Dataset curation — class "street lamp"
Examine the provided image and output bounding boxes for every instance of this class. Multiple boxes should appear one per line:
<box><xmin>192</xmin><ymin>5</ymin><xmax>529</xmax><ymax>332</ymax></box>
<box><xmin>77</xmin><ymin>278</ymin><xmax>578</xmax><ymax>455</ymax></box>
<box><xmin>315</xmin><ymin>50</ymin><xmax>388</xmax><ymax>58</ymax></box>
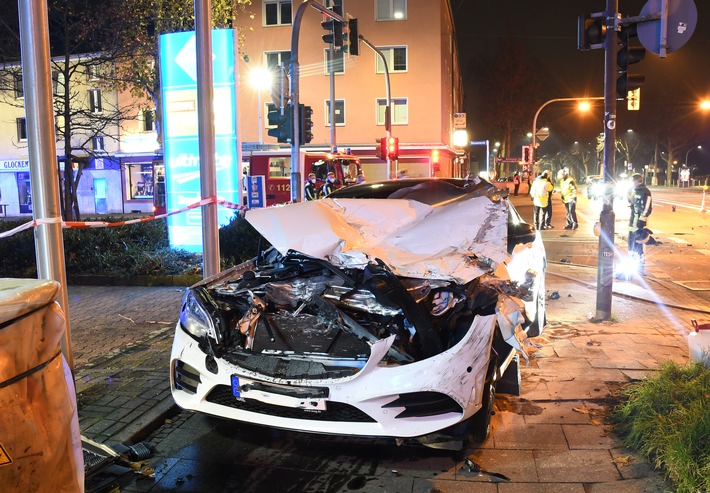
<box><xmin>530</xmin><ymin>97</ymin><xmax>603</xmax><ymax>176</ymax></box>
<box><xmin>686</xmin><ymin>145</ymin><xmax>702</xmax><ymax>166</ymax></box>
<box><xmin>248</xmin><ymin>67</ymin><xmax>273</xmax><ymax>144</ymax></box>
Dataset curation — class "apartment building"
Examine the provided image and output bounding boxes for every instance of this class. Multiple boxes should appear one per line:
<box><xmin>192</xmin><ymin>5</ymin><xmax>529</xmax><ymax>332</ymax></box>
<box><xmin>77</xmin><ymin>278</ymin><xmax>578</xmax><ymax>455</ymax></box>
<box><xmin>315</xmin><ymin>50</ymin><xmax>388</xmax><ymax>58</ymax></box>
<box><xmin>0</xmin><ymin>0</ymin><xmax>463</xmax><ymax>218</ymax></box>
<box><xmin>237</xmin><ymin>0</ymin><xmax>464</xmax><ymax>181</ymax></box>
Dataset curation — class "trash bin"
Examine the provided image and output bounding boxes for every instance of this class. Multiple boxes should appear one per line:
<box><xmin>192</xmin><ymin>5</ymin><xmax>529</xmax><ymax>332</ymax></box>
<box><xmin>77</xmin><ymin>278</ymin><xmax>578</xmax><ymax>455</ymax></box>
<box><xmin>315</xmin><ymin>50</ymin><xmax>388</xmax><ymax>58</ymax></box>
<box><xmin>0</xmin><ymin>279</ymin><xmax>84</xmax><ymax>492</ymax></box>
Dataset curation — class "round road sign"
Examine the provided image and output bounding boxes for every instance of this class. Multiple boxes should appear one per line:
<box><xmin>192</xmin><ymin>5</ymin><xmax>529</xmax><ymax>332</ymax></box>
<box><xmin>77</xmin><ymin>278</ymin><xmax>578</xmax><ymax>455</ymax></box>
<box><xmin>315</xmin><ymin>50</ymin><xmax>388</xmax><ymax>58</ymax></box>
<box><xmin>637</xmin><ymin>0</ymin><xmax>697</xmax><ymax>55</ymax></box>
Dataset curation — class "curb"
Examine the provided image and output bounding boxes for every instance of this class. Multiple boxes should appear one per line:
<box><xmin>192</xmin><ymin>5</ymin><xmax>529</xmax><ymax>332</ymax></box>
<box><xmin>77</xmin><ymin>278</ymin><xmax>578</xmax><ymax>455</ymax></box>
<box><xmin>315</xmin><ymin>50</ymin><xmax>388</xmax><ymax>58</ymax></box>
<box><xmin>68</xmin><ymin>274</ymin><xmax>201</xmax><ymax>287</ymax></box>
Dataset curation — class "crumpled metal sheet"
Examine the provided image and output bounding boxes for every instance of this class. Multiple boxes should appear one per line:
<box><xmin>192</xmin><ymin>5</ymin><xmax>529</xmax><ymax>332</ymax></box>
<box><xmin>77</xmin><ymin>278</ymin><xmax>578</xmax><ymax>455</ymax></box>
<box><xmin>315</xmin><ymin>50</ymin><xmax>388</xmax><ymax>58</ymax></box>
<box><xmin>245</xmin><ymin>194</ymin><xmax>508</xmax><ymax>284</ymax></box>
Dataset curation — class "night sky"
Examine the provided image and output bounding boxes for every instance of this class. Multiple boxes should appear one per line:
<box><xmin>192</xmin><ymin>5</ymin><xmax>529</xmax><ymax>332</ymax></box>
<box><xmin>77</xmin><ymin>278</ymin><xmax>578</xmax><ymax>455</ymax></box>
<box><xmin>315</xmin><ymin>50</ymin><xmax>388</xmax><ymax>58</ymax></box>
<box><xmin>453</xmin><ymin>0</ymin><xmax>710</xmax><ymax>173</ymax></box>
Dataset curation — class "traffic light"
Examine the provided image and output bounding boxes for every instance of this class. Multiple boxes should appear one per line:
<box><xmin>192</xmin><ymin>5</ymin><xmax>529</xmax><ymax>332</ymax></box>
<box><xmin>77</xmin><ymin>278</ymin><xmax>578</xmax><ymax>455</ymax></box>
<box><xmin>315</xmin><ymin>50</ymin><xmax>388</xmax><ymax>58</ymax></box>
<box><xmin>431</xmin><ymin>149</ymin><xmax>440</xmax><ymax>171</ymax></box>
<box><xmin>387</xmin><ymin>136</ymin><xmax>399</xmax><ymax>161</ymax></box>
<box><xmin>522</xmin><ymin>145</ymin><xmax>531</xmax><ymax>164</ymax></box>
<box><xmin>321</xmin><ymin>5</ymin><xmax>343</xmax><ymax>48</ymax></box>
<box><xmin>376</xmin><ymin>137</ymin><xmax>387</xmax><ymax>160</ymax></box>
<box><xmin>577</xmin><ymin>13</ymin><xmax>605</xmax><ymax>51</ymax></box>
<box><xmin>345</xmin><ymin>18</ymin><xmax>359</xmax><ymax>56</ymax></box>
<box><xmin>267</xmin><ymin>105</ymin><xmax>293</xmax><ymax>143</ymax></box>
<box><xmin>299</xmin><ymin>104</ymin><xmax>313</xmax><ymax>145</ymax></box>
<box><xmin>617</xmin><ymin>25</ymin><xmax>646</xmax><ymax>100</ymax></box>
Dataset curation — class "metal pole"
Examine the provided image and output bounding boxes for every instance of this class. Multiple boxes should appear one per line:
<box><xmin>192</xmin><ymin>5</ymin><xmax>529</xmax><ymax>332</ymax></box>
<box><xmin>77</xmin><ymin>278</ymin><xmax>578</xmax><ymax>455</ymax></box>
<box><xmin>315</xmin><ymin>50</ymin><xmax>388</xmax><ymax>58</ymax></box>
<box><xmin>358</xmin><ymin>36</ymin><xmax>393</xmax><ymax>178</ymax></box>
<box><xmin>257</xmin><ymin>88</ymin><xmax>263</xmax><ymax>144</ymax></box>
<box><xmin>18</xmin><ymin>0</ymin><xmax>73</xmax><ymax>370</ymax></box>
<box><xmin>329</xmin><ymin>46</ymin><xmax>336</xmax><ymax>150</ymax></box>
<box><xmin>595</xmin><ymin>0</ymin><xmax>619</xmax><ymax>321</ymax></box>
<box><xmin>289</xmin><ymin>1</ymin><xmax>347</xmax><ymax>201</ymax></box>
<box><xmin>194</xmin><ymin>0</ymin><xmax>220</xmax><ymax>277</ymax></box>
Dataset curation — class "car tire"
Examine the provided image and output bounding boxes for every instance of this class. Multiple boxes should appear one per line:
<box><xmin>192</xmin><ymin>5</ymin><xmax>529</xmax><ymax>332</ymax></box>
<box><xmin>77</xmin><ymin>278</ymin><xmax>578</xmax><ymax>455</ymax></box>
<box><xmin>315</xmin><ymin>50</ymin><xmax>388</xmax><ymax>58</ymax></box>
<box><xmin>471</xmin><ymin>380</ymin><xmax>496</xmax><ymax>444</ymax></box>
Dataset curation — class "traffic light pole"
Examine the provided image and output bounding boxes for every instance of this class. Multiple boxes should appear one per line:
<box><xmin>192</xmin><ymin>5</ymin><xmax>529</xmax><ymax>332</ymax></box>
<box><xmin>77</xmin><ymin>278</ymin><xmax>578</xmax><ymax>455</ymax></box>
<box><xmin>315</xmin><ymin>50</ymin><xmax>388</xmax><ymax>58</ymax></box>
<box><xmin>358</xmin><ymin>36</ymin><xmax>394</xmax><ymax>179</ymax></box>
<box><xmin>290</xmin><ymin>1</ymin><xmax>346</xmax><ymax>202</ymax></box>
<box><xmin>595</xmin><ymin>0</ymin><xmax>619</xmax><ymax>321</ymax></box>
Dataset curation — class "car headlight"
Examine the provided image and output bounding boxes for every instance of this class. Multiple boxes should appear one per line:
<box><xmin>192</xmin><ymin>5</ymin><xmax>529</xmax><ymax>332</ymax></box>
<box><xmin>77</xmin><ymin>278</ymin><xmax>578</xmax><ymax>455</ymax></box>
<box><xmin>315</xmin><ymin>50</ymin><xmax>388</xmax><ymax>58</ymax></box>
<box><xmin>591</xmin><ymin>183</ymin><xmax>603</xmax><ymax>195</ymax></box>
<box><xmin>180</xmin><ymin>290</ymin><xmax>218</xmax><ymax>340</ymax></box>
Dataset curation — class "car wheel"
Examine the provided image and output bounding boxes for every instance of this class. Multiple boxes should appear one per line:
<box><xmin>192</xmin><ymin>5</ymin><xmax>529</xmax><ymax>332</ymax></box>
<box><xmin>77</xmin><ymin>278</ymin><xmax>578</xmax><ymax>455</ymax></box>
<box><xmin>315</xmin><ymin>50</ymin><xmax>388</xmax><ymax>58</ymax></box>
<box><xmin>527</xmin><ymin>278</ymin><xmax>546</xmax><ymax>337</ymax></box>
<box><xmin>471</xmin><ymin>380</ymin><xmax>496</xmax><ymax>444</ymax></box>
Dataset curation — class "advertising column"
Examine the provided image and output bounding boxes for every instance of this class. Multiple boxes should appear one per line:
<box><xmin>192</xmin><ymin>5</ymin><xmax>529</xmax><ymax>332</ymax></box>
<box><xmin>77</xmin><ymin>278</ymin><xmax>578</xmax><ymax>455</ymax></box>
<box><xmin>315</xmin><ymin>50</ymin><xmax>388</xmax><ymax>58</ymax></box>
<box><xmin>159</xmin><ymin>30</ymin><xmax>240</xmax><ymax>252</ymax></box>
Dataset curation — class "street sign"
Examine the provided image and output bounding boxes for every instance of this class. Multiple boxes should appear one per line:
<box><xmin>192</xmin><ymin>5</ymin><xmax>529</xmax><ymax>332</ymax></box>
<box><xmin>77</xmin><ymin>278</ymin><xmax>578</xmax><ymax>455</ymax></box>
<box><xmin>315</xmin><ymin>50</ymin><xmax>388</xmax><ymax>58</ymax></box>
<box><xmin>535</xmin><ymin>128</ymin><xmax>550</xmax><ymax>141</ymax></box>
<box><xmin>470</xmin><ymin>140</ymin><xmax>488</xmax><ymax>146</ymax></box>
<box><xmin>453</xmin><ymin>113</ymin><xmax>466</xmax><ymax>128</ymax></box>
<box><xmin>637</xmin><ymin>0</ymin><xmax>697</xmax><ymax>56</ymax></box>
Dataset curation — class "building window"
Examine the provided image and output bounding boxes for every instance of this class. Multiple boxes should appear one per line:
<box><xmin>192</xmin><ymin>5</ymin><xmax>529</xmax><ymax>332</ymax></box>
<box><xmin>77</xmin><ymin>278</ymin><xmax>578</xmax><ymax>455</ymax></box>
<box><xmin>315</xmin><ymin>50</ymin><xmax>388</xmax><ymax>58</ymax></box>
<box><xmin>89</xmin><ymin>89</ymin><xmax>102</xmax><ymax>113</ymax></box>
<box><xmin>263</xmin><ymin>1</ymin><xmax>292</xmax><ymax>26</ymax></box>
<box><xmin>142</xmin><ymin>109</ymin><xmax>155</xmax><ymax>132</ymax></box>
<box><xmin>324</xmin><ymin>49</ymin><xmax>344</xmax><ymax>75</ymax></box>
<box><xmin>127</xmin><ymin>163</ymin><xmax>154</xmax><ymax>199</ymax></box>
<box><xmin>14</xmin><ymin>74</ymin><xmax>23</xmax><ymax>99</ymax></box>
<box><xmin>376</xmin><ymin>47</ymin><xmax>407</xmax><ymax>73</ymax></box>
<box><xmin>92</xmin><ymin>135</ymin><xmax>105</xmax><ymax>151</ymax></box>
<box><xmin>377</xmin><ymin>98</ymin><xmax>408</xmax><ymax>125</ymax></box>
<box><xmin>268</xmin><ymin>156</ymin><xmax>291</xmax><ymax>178</ymax></box>
<box><xmin>376</xmin><ymin>0</ymin><xmax>406</xmax><ymax>21</ymax></box>
<box><xmin>16</xmin><ymin>117</ymin><xmax>27</xmax><ymax>141</ymax></box>
<box><xmin>87</xmin><ymin>64</ymin><xmax>100</xmax><ymax>81</ymax></box>
<box><xmin>265</xmin><ymin>51</ymin><xmax>291</xmax><ymax>71</ymax></box>
<box><xmin>52</xmin><ymin>71</ymin><xmax>66</xmax><ymax>96</ymax></box>
<box><xmin>325</xmin><ymin>100</ymin><xmax>345</xmax><ymax>127</ymax></box>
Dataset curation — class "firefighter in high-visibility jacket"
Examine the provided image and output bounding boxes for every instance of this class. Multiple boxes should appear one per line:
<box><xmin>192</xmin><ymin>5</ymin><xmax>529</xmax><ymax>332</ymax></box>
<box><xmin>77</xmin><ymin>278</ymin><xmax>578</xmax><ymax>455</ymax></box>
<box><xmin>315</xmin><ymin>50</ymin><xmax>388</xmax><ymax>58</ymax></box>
<box><xmin>304</xmin><ymin>173</ymin><xmax>319</xmax><ymax>201</ymax></box>
<box><xmin>628</xmin><ymin>173</ymin><xmax>652</xmax><ymax>261</ymax></box>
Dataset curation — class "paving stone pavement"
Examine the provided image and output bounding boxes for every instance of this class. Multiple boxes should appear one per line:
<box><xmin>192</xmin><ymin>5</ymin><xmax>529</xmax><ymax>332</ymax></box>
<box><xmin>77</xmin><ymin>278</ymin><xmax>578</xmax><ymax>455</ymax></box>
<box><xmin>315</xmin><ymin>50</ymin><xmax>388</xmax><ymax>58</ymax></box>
<box><xmin>66</xmin><ymin>261</ymin><xmax>710</xmax><ymax>492</ymax></box>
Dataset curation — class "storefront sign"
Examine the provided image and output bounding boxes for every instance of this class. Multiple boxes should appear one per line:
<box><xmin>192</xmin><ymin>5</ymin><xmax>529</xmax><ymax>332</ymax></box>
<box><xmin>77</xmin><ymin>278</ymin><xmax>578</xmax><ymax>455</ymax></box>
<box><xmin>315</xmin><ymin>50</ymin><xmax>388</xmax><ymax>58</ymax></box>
<box><xmin>0</xmin><ymin>160</ymin><xmax>30</xmax><ymax>172</ymax></box>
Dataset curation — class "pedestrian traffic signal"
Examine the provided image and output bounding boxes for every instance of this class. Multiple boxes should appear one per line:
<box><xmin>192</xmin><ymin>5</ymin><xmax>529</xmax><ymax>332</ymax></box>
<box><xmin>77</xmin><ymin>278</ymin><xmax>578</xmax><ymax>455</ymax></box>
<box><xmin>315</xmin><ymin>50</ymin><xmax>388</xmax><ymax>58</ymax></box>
<box><xmin>431</xmin><ymin>149</ymin><xmax>440</xmax><ymax>171</ymax></box>
<box><xmin>617</xmin><ymin>25</ymin><xmax>646</xmax><ymax>100</ymax></box>
<box><xmin>577</xmin><ymin>12</ymin><xmax>605</xmax><ymax>51</ymax></box>
<box><xmin>299</xmin><ymin>104</ymin><xmax>314</xmax><ymax>145</ymax></box>
<box><xmin>267</xmin><ymin>105</ymin><xmax>293</xmax><ymax>143</ymax></box>
<box><xmin>387</xmin><ymin>137</ymin><xmax>399</xmax><ymax>161</ymax></box>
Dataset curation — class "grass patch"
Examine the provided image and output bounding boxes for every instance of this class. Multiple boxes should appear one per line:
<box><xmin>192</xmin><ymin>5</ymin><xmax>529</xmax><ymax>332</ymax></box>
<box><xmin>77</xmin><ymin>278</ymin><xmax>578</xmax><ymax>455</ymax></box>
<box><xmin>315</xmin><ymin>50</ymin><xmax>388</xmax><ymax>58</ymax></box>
<box><xmin>611</xmin><ymin>360</ymin><xmax>710</xmax><ymax>493</ymax></box>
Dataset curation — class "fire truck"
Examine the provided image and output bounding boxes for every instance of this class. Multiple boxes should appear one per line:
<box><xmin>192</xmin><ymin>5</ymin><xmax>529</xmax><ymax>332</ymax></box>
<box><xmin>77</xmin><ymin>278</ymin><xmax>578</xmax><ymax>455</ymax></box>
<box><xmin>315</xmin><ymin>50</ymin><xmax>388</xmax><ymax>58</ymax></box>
<box><xmin>243</xmin><ymin>149</ymin><xmax>363</xmax><ymax>206</ymax></box>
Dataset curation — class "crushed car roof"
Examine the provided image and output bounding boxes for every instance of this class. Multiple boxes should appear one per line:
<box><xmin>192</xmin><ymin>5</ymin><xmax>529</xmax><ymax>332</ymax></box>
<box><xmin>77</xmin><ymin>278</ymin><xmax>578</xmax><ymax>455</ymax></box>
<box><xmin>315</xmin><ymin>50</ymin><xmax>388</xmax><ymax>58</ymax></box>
<box><xmin>245</xmin><ymin>179</ymin><xmax>509</xmax><ymax>284</ymax></box>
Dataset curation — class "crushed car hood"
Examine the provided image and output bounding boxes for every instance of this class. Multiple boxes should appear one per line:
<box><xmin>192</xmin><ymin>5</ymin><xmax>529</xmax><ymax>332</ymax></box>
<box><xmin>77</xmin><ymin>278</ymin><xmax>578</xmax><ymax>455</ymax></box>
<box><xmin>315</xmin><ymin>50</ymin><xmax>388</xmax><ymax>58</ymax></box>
<box><xmin>245</xmin><ymin>194</ymin><xmax>508</xmax><ymax>284</ymax></box>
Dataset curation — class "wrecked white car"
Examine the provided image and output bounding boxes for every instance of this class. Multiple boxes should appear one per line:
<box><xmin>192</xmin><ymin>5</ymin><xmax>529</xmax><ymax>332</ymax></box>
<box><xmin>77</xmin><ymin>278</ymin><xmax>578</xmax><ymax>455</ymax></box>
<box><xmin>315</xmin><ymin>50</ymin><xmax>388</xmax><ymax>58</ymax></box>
<box><xmin>170</xmin><ymin>178</ymin><xmax>546</xmax><ymax>449</ymax></box>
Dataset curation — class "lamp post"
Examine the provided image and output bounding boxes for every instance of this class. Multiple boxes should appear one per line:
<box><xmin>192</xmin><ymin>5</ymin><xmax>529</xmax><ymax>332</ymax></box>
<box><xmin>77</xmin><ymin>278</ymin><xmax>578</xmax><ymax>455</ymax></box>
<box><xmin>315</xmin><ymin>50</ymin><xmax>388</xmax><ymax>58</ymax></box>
<box><xmin>685</xmin><ymin>145</ymin><xmax>701</xmax><ymax>167</ymax></box>
<box><xmin>249</xmin><ymin>68</ymin><xmax>272</xmax><ymax>144</ymax></box>
<box><xmin>531</xmin><ymin>97</ymin><xmax>604</xmax><ymax>176</ymax></box>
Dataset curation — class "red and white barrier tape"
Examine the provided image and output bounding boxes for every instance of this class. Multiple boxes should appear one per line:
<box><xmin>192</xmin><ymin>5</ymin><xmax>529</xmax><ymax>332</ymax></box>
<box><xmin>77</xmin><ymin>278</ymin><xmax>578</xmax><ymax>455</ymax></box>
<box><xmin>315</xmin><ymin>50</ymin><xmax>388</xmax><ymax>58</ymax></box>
<box><xmin>0</xmin><ymin>196</ymin><xmax>249</xmax><ymax>239</ymax></box>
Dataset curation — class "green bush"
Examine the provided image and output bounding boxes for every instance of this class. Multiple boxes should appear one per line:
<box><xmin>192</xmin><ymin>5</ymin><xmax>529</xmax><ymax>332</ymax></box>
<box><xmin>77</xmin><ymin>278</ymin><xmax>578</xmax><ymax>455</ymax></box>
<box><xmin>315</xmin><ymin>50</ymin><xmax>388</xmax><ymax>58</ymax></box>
<box><xmin>218</xmin><ymin>212</ymin><xmax>271</xmax><ymax>267</ymax></box>
<box><xmin>611</xmin><ymin>360</ymin><xmax>710</xmax><ymax>493</ymax></box>
<box><xmin>0</xmin><ymin>213</ymin><xmax>268</xmax><ymax>279</ymax></box>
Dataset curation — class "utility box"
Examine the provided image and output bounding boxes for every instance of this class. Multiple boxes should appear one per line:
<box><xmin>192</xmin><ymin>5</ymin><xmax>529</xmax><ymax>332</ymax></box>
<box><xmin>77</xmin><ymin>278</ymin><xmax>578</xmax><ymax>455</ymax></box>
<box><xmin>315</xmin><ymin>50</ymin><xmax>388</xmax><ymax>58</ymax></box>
<box><xmin>0</xmin><ymin>279</ymin><xmax>83</xmax><ymax>492</ymax></box>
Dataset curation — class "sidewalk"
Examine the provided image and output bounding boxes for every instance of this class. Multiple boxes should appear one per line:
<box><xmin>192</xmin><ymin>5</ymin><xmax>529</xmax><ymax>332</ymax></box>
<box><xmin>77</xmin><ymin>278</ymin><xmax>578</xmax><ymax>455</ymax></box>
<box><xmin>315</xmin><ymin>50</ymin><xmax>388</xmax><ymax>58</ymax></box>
<box><xmin>69</xmin><ymin>262</ymin><xmax>710</xmax><ymax>491</ymax></box>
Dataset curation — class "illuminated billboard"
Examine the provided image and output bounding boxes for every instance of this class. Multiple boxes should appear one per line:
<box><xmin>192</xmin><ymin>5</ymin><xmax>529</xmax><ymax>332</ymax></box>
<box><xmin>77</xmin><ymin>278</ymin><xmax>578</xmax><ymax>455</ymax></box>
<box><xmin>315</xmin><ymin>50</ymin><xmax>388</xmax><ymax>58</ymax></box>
<box><xmin>159</xmin><ymin>29</ymin><xmax>239</xmax><ymax>252</ymax></box>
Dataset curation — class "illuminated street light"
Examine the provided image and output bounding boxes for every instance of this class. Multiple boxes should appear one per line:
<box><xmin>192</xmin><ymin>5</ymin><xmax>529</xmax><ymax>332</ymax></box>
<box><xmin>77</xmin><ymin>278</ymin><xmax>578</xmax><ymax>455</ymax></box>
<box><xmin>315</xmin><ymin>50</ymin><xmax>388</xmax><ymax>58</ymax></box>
<box><xmin>700</xmin><ymin>100</ymin><xmax>710</xmax><ymax>111</ymax></box>
<box><xmin>249</xmin><ymin>67</ymin><xmax>273</xmax><ymax>143</ymax></box>
<box><xmin>531</xmin><ymin>97</ymin><xmax>603</xmax><ymax>175</ymax></box>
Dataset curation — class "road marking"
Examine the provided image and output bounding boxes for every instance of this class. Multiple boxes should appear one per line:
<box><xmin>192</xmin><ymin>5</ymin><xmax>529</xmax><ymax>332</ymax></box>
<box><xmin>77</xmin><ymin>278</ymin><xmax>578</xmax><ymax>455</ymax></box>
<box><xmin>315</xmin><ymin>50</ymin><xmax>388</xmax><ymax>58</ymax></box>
<box><xmin>668</xmin><ymin>237</ymin><xmax>690</xmax><ymax>245</ymax></box>
<box><xmin>696</xmin><ymin>249</ymin><xmax>710</xmax><ymax>256</ymax></box>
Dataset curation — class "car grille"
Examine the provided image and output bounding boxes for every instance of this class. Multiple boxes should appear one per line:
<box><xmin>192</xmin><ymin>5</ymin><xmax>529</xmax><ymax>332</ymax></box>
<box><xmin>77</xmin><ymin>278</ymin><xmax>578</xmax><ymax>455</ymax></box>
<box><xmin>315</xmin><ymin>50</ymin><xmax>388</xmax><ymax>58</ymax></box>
<box><xmin>382</xmin><ymin>392</ymin><xmax>462</xmax><ymax>418</ymax></box>
<box><xmin>205</xmin><ymin>385</ymin><xmax>377</xmax><ymax>423</ymax></box>
<box><xmin>174</xmin><ymin>360</ymin><xmax>201</xmax><ymax>394</ymax></box>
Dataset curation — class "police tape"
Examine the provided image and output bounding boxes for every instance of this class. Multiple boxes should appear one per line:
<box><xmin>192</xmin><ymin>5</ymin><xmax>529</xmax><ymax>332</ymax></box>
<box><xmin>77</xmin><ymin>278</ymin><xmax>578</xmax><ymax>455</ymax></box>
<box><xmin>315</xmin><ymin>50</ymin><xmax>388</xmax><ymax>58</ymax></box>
<box><xmin>0</xmin><ymin>197</ymin><xmax>248</xmax><ymax>239</ymax></box>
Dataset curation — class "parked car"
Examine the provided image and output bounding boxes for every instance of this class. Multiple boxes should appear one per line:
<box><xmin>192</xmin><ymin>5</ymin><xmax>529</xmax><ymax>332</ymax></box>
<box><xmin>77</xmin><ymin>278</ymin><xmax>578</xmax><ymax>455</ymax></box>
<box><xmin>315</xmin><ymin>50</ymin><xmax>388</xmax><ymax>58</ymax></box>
<box><xmin>170</xmin><ymin>177</ymin><xmax>547</xmax><ymax>449</ymax></box>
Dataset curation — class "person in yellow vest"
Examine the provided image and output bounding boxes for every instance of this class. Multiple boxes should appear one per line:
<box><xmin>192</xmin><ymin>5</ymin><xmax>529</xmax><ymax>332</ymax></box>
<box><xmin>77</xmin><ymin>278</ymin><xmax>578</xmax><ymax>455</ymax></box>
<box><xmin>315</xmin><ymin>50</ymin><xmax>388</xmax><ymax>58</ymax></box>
<box><xmin>530</xmin><ymin>170</ymin><xmax>553</xmax><ymax>230</ymax></box>
<box><xmin>560</xmin><ymin>168</ymin><xmax>578</xmax><ymax>230</ymax></box>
